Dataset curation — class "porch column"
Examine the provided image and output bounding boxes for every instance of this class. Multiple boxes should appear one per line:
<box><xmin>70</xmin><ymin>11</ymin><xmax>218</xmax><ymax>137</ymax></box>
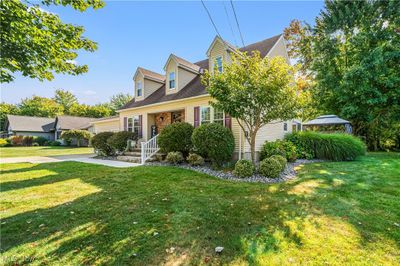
<box><xmin>142</xmin><ymin>112</ymin><xmax>149</xmax><ymax>141</ymax></box>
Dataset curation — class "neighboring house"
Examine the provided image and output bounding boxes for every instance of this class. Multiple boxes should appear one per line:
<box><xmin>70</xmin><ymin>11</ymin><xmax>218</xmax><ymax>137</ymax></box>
<box><xmin>4</xmin><ymin>114</ymin><xmax>96</xmax><ymax>145</ymax></box>
<box><xmin>92</xmin><ymin>34</ymin><xmax>297</xmax><ymax>160</ymax></box>
<box><xmin>4</xmin><ymin>115</ymin><xmax>55</xmax><ymax>140</ymax></box>
<box><xmin>54</xmin><ymin>115</ymin><xmax>96</xmax><ymax>145</ymax></box>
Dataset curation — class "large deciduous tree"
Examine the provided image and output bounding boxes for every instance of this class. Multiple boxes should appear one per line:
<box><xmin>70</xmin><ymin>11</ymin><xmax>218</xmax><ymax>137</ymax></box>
<box><xmin>203</xmin><ymin>52</ymin><xmax>298</xmax><ymax>163</ymax></box>
<box><xmin>0</xmin><ymin>102</ymin><xmax>19</xmax><ymax>131</ymax></box>
<box><xmin>19</xmin><ymin>96</ymin><xmax>64</xmax><ymax>117</ymax></box>
<box><xmin>285</xmin><ymin>0</ymin><xmax>400</xmax><ymax>150</ymax></box>
<box><xmin>0</xmin><ymin>0</ymin><xmax>104</xmax><ymax>83</ymax></box>
<box><xmin>54</xmin><ymin>89</ymin><xmax>78</xmax><ymax>111</ymax></box>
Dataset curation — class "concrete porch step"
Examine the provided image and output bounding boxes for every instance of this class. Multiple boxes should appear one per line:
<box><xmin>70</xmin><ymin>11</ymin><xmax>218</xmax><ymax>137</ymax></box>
<box><xmin>124</xmin><ymin>151</ymin><xmax>141</xmax><ymax>156</ymax></box>
<box><xmin>116</xmin><ymin>155</ymin><xmax>141</xmax><ymax>164</ymax></box>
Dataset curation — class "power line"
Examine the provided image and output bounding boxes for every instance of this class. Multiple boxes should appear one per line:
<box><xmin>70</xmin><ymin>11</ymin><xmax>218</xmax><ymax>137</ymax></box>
<box><xmin>222</xmin><ymin>1</ymin><xmax>238</xmax><ymax>47</ymax></box>
<box><xmin>200</xmin><ymin>0</ymin><xmax>222</xmax><ymax>39</ymax></box>
<box><xmin>230</xmin><ymin>0</ymin><xmax>245</xmax><ymax>46</ymax></box>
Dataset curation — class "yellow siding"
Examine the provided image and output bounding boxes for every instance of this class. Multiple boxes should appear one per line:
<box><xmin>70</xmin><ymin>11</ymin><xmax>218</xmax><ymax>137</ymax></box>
<box><xmin>144</xmin><ymin>79</ymin><xmax>163</xmax><ymax>98</ymax></box>
<box><xmin>178</xmin><ymin>67</ymin><xmax>197</xmax><ymax>90</ymax></box>
<box><xmin>266</xmin><ymin>36</ymin><xmax>290</xmax><ymax>63</ymax></box>
<box><xmin>208</xmin><ymin>39</ymin><xmax>230</xmax><ymax>72</ymax></box>
<box><xmin>93</xmin><ymin>119</ymin><xmax>120</xmax><ymax>134</ymax></box>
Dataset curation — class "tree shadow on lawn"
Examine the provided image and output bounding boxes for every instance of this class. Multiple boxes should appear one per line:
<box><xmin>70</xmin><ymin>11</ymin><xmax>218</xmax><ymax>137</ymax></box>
<box><xmin>1</xmin><ymin>153</ymin><xmax>399</xmax><ymax>265</ymax></box>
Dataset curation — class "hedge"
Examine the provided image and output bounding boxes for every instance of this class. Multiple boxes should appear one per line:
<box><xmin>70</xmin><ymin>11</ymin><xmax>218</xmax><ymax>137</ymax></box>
<box><xmin>91</xmin><ymin>132</ymin><xmax>115</xmax><ymax>156</ymax></box>
<box><xmin>260</xmin><ymin>140</ymin><xmax>297</xmax><ymax>162</ymax></box>
<box><xmin>285</xmin><ymin>132</ymin><xmax>366</xmax><ymax>161</ymax></box>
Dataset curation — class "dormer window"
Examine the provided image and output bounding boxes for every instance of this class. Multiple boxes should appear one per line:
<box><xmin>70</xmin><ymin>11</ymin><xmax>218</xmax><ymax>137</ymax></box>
<box><xmin>136</xmin><ymin>81</ymin><xmax>142</xmax><ymax>97</ymax></box>
<box><xmin>169</xmin><ymin>72</ymin><xmax>175</xmax><ymax>89</ymax></box>
<box><xmin>216</xmin><ymin>56</ymin><xmax>223</xmax><ymax>73</ymax></box>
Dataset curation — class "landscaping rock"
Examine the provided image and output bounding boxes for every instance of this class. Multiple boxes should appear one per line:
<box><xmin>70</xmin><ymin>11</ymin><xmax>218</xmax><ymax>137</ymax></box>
<box><xmin>215</xmin><ymin>246</ymin><xmax>224</xmax><ymax>253</ymax></box>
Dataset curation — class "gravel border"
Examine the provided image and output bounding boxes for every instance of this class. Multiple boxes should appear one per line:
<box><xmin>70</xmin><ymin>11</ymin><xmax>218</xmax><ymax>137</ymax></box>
<box><xmin>147</xmin><ymin>159</ymin><xmax>324</xmax><ymax>184</ymax></box>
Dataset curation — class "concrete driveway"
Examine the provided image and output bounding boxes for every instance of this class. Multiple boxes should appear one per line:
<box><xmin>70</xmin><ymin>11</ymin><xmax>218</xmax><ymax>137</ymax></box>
<box><xmin>0</xmin><ymin>154</ymin><xmax>140</xmax><ymax>168</ymax></box>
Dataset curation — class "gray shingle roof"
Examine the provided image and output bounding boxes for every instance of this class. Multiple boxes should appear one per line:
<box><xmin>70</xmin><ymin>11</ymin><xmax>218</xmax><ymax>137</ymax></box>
<box><xmin>55</xmin><ymin>115</ymin><xmax>97</xmax><ymax>130</ymax></box>
<box><xmin>6</xmin><ymin>115</ymin><xmax>55</xmax><ymax>132</ymax></box>
<box><xmin>303</xmin><ymin>115</ymin><xmax>351</xmax><ymax>126</ymax></box>
<box><xmin>137</xmin><ymin>67</ymin><xmax>165</xmax><ymax>83</ymax></box>
<box><xmin>120</xmin><ymin>34</ymin><xmax>281</xmax><ymax>110</ymax></box>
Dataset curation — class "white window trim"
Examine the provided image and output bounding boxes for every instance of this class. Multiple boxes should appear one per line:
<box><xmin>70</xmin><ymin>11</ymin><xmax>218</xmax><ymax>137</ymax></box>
<box><xmin>200</xmin><ymin>106</ymin><xmax>225</xmax><ymax>125</ymax></box>
<box><xmin>215</xmin><ymin>56</ymin><xmax>223</xmax><ymax>73</ymax></box>
<box><xmin>136</xmin><ymin>81</ymin><xmax>142</xmax><ymax>97</ymax></box>
<box><xmin>169</xmin><ymin>72</ymin><xmax>175</xmax><ymax>90</ymax></box>
<box><xmin>129</xmin><ymin>116</ymin><xmax>140</xmax><ymax>134</ymax></box>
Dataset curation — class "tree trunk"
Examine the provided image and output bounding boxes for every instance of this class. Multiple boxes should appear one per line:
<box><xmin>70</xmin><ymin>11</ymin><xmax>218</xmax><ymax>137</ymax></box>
<box><xmin>250</xmin><ymin>133</ymin><xmax>257</xmax><ymax>164</ymax></box>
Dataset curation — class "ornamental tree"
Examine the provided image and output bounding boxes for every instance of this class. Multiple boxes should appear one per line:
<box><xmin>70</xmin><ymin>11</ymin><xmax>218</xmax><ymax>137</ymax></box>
<box><xmin>0</xmin><ymin>0</ymin><xmax>104</xmax><ymax>83</ymax></box>
<box><xmin>203</xmin><ymin>52</ymin><xmax>299</xmax><ymax>163</ymax></box>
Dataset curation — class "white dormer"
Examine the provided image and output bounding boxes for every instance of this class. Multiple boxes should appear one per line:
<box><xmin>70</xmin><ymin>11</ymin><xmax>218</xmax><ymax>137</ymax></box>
<box><xmin>163</xmin><ymin>54</ymin><xmax>200</xmax><ymax>95</ymax></box>
<box><xmin>133</xmin><ymin>67</ymin><xmax>165</xmax><ymax>101</ymax></box>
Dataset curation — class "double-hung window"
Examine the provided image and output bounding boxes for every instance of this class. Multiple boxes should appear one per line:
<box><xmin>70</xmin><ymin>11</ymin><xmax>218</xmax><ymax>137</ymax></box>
<box><xmin>128</xmin><ymin>116</ymin><xmax>140</xmax><ymax>135</ymax></box>
<box><xmin>200</xmin><ymin>106</ymin><xmax>224</xmax><ymax>125</ymax></box>
<box><xmin>169</xmin><ymin>72</ymin><xmax>175</xmax><ymax>89</ymax></box>
<box><xmin>136</xmin><ymin>81</ymin><xmax>142</xmax><ymax>97</ymax></box>
<box><xmin>215</xmin><ymin>56</ymin><xmax>223</xmax><ymax>73</ymax></box>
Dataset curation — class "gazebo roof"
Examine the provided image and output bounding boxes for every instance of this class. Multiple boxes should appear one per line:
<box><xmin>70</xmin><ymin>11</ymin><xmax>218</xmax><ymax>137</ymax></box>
<box><xmin>303</xmin><ymin>115</ymin><xmax>350</xmax><ymax>126</ymax></box>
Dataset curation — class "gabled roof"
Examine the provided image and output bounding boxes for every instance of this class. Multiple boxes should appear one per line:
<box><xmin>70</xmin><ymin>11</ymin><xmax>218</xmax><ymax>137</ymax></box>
<box><xmin>163</xmin><ymin>54</ymin><xmax>201</xmax><ymax>74</ymax></box>
<box><xmin>55</xmin><ymin>115</ymin><xmax>97</xmax><ymax>130</ymax></box>
<box><xmin>303</xmin><ymin>115</ymin><xmax>351</xmax><ymax>126</ymax></box>
<box><xmin>134</xmin><ymin>67</ymin><xmax>165</xmax><ymax>83</ymax></box>
<box><xmin>5</xmin><ymin>115</ymin><xmax>55</xmax><ymax>132</ymax></box>
<box><xmin>206</xmin><ymin>35</ymin><xmax>238</xmax><ymax>57</ymax></box>
<box><xmin>120</xmin><ymin>34</ymin><xmax>283</xmax><ymax>111</ymax></box>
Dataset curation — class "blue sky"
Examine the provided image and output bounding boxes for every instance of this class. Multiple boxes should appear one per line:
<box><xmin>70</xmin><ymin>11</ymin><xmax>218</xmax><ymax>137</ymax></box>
<box><xmin>1</xmin><ymin>1</ymin><xmax>324</xmax><ymax>104</ymax></box>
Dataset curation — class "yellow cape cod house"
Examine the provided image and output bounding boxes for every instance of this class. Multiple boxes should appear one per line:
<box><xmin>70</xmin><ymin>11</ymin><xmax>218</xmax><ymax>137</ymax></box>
<box><xmin>91</xmin><ymin>34</ymin><xmax>299</xmax><ymax>161</ymax></box>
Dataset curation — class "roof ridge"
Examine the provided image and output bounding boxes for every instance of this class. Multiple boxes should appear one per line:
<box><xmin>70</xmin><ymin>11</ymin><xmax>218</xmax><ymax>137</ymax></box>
<box><xmin>7</xmin><ymin>114</ymin><xmax>54</xmax><ymax>119</ymax></box>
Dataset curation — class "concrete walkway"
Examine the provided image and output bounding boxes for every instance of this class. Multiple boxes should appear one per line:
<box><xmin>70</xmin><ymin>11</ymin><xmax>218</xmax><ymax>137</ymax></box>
<box><xmin>0</xmin><ymin>154</ymin><xmax>140</xmax><ymax>168</ymax></box>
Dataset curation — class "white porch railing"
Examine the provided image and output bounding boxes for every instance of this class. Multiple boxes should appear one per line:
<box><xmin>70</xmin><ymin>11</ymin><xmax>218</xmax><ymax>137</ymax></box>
<box><xmin>140</xmin><ymin>134</ymin><xmax>159</xmax><ymax>164</ymax></box>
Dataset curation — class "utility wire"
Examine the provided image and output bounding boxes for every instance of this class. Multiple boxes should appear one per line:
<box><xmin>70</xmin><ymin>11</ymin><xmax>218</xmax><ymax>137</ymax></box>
<box><xmin>200</xmin><ymin>0</ymin><xmax>222</xmax><ymax>39</ymax></box>
<box><xmin>230</xmin><ymin>0</ymin><xmax>245</xmax><ymax>46</ymax></box>
<box><xmin>222</xmin><ymin>1</ymin><xmax>238</xmax><ymax>47</ymax></box>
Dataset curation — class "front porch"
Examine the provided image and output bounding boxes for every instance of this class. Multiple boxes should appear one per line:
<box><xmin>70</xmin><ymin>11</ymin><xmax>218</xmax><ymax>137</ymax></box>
<box><xmin>145</xmin><ymin>109</ymin><xmax>185</xmax><ymax>139</ymax></box>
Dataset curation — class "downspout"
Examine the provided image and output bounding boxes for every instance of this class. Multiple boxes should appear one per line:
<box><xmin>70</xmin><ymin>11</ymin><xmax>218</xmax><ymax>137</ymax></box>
<box><xmin>238</xmin><ymin>121</ymin><xmax>242</xmax><ymax>160</ymax></box>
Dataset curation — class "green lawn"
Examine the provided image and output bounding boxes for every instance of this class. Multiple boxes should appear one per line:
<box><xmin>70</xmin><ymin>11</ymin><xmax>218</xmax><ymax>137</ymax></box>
<box><xmin>0</xmin><ymin>146</ymin><xmax>94</xmax><ymax>158</ymax></box>
<box><xmin>1</xmin><ymin>153</ymin><xmax>399</xmax><ymax>265</ymax></box>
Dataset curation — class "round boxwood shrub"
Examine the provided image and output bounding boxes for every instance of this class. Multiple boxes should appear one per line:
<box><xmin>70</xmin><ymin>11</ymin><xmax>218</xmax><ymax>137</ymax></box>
<box><xmin>269</xmin><ymin>155</ymin><xmax>287</xmax><ymax>171</ymax></box>
<box><xmin>166</xmin><ymin>151</ymin><xmax>184</xmax><ymax>164</ymax></box>
<box><xmin>192</xmin><ymin>123</ymin><xmax>235</xmax><ymax>167</ymax></box>
<box><xmin>107</xmin><ymin>131</ymin><xmax>138</xmax><ymax>153</ymax></box>
<box><xmin>260</xmin><ymin>140</ymin><xmax>297</xmax><ymax>162</ymax></box>
<box><xmin>259</xmin><ymin>157</ymin><xmax>282</xmax><ymax>178</ymax></box>
<box><xmin>187</xmin><ymin>153</ymin><xmax>205</xmax><ymax>166</ymax></box>
<box><xmin>35</xmin><ymin>136</ymin><xmax>48</xmax><ymax>146</ymax></box>
<box><xmin>233</xmin><ymin>159</ymin><xmax>255</xmax><ymax>178</ymax></box>
<box><xmin>158</xmin><ymin>122</ymin><xmax>194</xmax><ymax>155</ymax></box>
<box><xmin>91</xmin><ymin>132</ymin><xmax>115</xmax><ymax>156</ymax></box>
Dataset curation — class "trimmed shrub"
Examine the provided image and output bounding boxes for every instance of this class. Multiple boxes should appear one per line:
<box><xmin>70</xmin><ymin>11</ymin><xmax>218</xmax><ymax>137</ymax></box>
<box><xmin>61</xmin><ymin>129</ymin><xmax>92</xmax><ymax>147</ymax></box>
<box><xmin>166</xmin><ymin>151</ymin><xmax>184</xmax><ymax>164</ymax></box>
<box><xmin>32</xmin><ymin>142</ymin><xmax>39</xmax><ymax>146</ymax></box>
<box><xmin>91</xmin><ymin>132</ymin><xmax>115</xmax><ymax>156</ymax></box>
<box><xmin>192</xmin><ymin>123</ymin><xmax>235</xmax><ymax>167</ymax></box>
<box><xmin>233</xmin><ymin>160</ymin><xmax>255</xmax><ymax>178</ymax></box>
<box><xmin>285</xmin><ymin>132</ymin><xmax>366</xmax><ymax>161</ymax></box>
<box><xmin>269</xmin><ymin>155</ymin><xmax>287</xmax><ymax>171</ymax></box>
<box><xmin>48</xmin><ymin>140</ymin><xmax>61</xmax><ymax>146</ymax></box>
<box><xmin>10</xmin><ymin>136</ymin><xmax>24</xmax><ymax>146</ymax></box>
<box><xmin>22</xmin><ymin>136</ymin><xmax>34</xmax><ymax>146</ymax></box>
<box><xmin>158</xmin><ymin>122</ymin><xmax>194</xmax><ymax>155</ymax></box>
<box><xmin>259</xmin><ymin>157</ymin><xmax>282</xmax><ymax>178</ymax></box>
<box><xmin>187</xmin><ymin>153</ymin><xmax>205</xmax><ymax>166</ymax></box>
<box><xmin>35</xmin><ymin>136</ymin><xmax>48</xmax><ymax>146</ymax></box>
<box><xmin>260</xmin><ymin>140</ymin><xmax>297</xmax><ymax>162</ymax></box>
<box><xmin>107</xmin><ymin>131</ymin><xmax>138</xmax><ymax>153</ymax></box>
<box><xmin>0</xmin><ymin>138</ymin><xmax>8</xmax><ymax>147</ymax></box>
